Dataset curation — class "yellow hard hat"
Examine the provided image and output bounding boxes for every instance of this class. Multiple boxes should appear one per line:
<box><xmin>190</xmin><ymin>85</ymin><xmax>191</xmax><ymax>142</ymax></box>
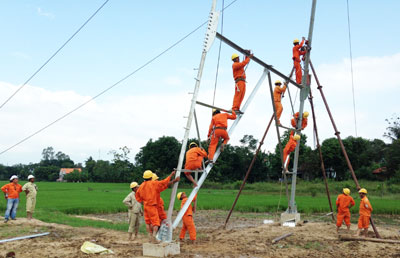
<box><xmin>177</xmin><ymin>192</ymin><xmax>184</xmax><ymax>200</ymax></box>
<box><xmin>358</xmin><ymin>188</ymin><xmax>367</xmax><ymax>194</ymax></box>
<box><xmin>152</xmin><ymin>173</ymin><xmax>159</xmax><ymax>181</ymax></box>
<box><xmin>303</xmin><ymin>111</ymin><xmax>309</xmax><ymax>118</ymax></box>
<box><xmin>231</xmin><ymin>53</ymin><xmax>239</xmax><ymax>60</ymax></box>
<box><xmin>143</xmin><ymin>170</ymin><xmax>153</xmax><ymax>179</ymax></box>
<box><xmin>275</xmin><ymin>80</ymin><xmax>282</xmax><ymax>85</ymax></box>
<box><xmin>130</xmin><ymin>182</ymin><xmax>138</xmax><ymax>189</ymax></box>
<box><xmin>189</xmin><ymin>142</ymin><xmax>198</xmax><ymax>148</ymax></box>
<box><xmin>293</xmin><ymin>39</ymin><xmax>300</xmax><ymax>44</ymax></box>
<box><xmin>343</xmin><ymin>188</ymin><xmax>350</xmax><ymax>195</ymax></box>
<box><xmin>293</xmin><ymin>134</ymin><xmax>301</xmax><ymax>141</ymax></box>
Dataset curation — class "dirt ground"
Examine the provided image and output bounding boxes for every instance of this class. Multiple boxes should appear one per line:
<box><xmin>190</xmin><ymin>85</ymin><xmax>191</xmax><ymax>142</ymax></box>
<box><xmin>1</xmin><ymin>211</ymin><xmax>400</xmax><ymax>258</ymax></box>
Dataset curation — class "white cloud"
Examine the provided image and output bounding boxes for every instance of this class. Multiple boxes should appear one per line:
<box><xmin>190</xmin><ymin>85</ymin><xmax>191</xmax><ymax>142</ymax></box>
<box><xmin>10</xmin><ymin>51</ymin><xmax>31</xmax><ymax>60</ymax></box>
<box><xmin>0</xmin><ymin>52</ymin><xmax>398</xmax><ymax>165</ymax></box>
<box><xmin>164</xmin><ymin>76</ymin><xmax>182</xmax><ymax>86</ymax></box>
<box><xmin>37</xmin><ymin>7</ymin><xmax>55</xmax><ymax>19</ymax></box>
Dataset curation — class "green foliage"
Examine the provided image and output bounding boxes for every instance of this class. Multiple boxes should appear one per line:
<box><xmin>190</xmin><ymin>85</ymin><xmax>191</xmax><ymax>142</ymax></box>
<box><xmin>384</xmin><ymin>114</ymin><xmax>400</xmax><ymax>142</ymax></box>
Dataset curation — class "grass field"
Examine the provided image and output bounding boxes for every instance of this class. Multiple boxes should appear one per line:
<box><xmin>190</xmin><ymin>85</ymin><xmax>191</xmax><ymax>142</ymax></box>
<box><xmin>0</xmin><ymin>180</ymin><xmax>399</xmax><ymax>232</ymax></box>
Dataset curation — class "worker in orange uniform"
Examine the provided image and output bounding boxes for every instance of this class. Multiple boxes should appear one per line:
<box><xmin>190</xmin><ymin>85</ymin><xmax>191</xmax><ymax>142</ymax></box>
<box><xmin>336</xmin><ymin>188</ymin><xmax>355</xmax><ymax>233</ymax></box>
<box><xmin>231</xmin><ymin>52</ymin><xmax>253</xmax><ymax>114</ymax></box>
<box><xmin>184</xmin><ymin>142</ymin><xmax>207</xmax><ymax>187</ymax></box>
<box><xmin>151</xmin><ymin>173</ymin><xmax>168</xmax><ymax>223</ymax></box>
<box><xmin>282</xmin><ymin>131</ymin><xmax>301</xmax><ymax>170</ymax></box>
<box><xmin>355</xmin><ymin>188</ymin><xmax>373</xmax><ymax>237</ymax></box>
<box><xmin>177</xmin><ymin>192</ymin><xmax>197</xmax><ymax>244</ymax></box>
<box><xmin>273</xmin><ymin>80</ymin><xmax>287</xmax><ymax>125</ymax></box>
<box><xmin>207</xmin><ymin>109</ymin><xmax>237</xmax><ymax>162</ymax></box>
<box><xmin>293</xmin><ymin>37</ymin><xmax>306</xmax><ymax>84</ymax></box>
<box><xmin>135</xmin><ymin>170</ymin><xmax>180</xmax><ymax>241</ymax></box>
<box><xmin>1</xmin><ymin>175</ymin><xmax>23</xmax><ymax>223</ymax></box>
<box><xmin>291</xmin><ymin>111</ymin><xmax>309</xmax><ymax>130</ymax></box>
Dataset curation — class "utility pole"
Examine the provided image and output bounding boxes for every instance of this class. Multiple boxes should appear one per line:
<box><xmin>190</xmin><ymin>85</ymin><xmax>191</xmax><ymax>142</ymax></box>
<box><xmin>282</xmin><ymin>0</ymin><xmax>317</xmax><ymax>223</ymax></box>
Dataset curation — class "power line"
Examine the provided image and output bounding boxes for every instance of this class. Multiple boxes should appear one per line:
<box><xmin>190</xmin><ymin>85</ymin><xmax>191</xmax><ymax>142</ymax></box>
<box><xmin>0</xmin><ymin>0</ymin><xmax>240</xmax><ymax>156</ymax></box>
<box><xmin>0</xmin><ymin>0</ymin><xmax>110</xmax><ymax>110</ymax></box>
<box><xmin>346</xmin><ymin>0</ymin><xmax>358</xmax><ymax>136</ymax></box>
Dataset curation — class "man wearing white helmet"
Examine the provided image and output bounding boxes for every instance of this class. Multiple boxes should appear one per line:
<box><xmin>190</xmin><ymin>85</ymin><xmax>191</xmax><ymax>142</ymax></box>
<box><xmin>22</xmin><ymin>175</ymin><xmax>38</xmax><ymax>220</ymax></box>
<box><xmin>1</xmin><ymin>175</ymin><xmax>22</xmax><ymax>223</ymax></box>
<box><xmin>123</xmin><ymin>182</ymin><xmax>142</xmax><ymax>240</ymax></box>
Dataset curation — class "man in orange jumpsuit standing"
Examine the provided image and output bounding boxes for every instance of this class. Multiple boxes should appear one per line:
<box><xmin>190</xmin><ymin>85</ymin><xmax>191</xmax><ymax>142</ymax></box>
<box><xmin>184</xmin><ymin>142</ymin><xmax>207</xmax><ymax>187</ymax></box>
<box><xmin>291</xmin><ymin>111</ymin><xmax>309</xmax><ymax>130</ymax></box>
<box><xmin>282</xmin><ymin>131</ymin><xmax>301</xmax><ymax>170</ymax></box>
<box><xmin>135</xmin><ymin>170</ymin><xmax>180</xmax><ymax>241</ymax></box>
<box><xmin>336</xmin><ymin>188</ymin><xmax>355</xmax><ymax>233</ymax></box>
<box><xmin>1</xmin><ymin>175</ymin><xmax>23</xmax><ymax>223</ymax></box>
<box><xmin>355</xmin><ymin>188</ymin><xmax>373</xmax><ymax>237</ymax></box>
<box><xmin>273</xmin><ymin>80</ymin><xmax>287</xmax><ymax>125</ymax></box>
<box><xmin>207</xmin><ymin>109</ymin><xmax>237</xmax><ymax>162</ymax></box>
<box><xmin>293</xmin><ymin>37</ymin><xmax>306</xmax><ymax>84</ymax></box>
<box><xmin>231</xmin><ymin>52</ymin><xmax>253</xmax><ymax>114</ymax></box>
<box><xmin>177</xmin><ymin>192</ymin><xmax>197</xmax><ymax>244</ymax></box>
<box><xmin>151</xmin><ymin>173</ymin><xmax>168</xmax><ymax>223</ymax></box>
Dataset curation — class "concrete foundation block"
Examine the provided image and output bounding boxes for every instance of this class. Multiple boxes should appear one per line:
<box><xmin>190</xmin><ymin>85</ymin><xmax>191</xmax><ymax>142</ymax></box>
<box><xmin>143</xmin><ymin>242</ymin><xmax>180</xmax><ymax>257</ymax></box>
<box><xmin>280</xmin><ymin>212</ymin><xmax>301</xmax><ymax>225</ymax></box>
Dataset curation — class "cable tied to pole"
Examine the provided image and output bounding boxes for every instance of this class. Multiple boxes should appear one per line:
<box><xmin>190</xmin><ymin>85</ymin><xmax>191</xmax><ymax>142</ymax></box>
<box><xmin>346</xmin><ymin>0</ymin><xmax>358</xmax><ymax>136</ymax></box>
<box><xmin>212</xmin><ymin>0</ymin><xmax>224</xmax><ymax>105</ymax></box>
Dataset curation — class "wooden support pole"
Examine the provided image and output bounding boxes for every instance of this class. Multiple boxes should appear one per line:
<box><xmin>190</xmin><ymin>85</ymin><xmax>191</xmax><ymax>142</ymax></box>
<box><xmin>339</xmin><ymin>235</ymin><xmax>400</xmax><ymax>244</ymax></box>
<box><xmin>272</xmin><ymin>233</ymin><xmax>294</xmax><ymax>244</ymax></box>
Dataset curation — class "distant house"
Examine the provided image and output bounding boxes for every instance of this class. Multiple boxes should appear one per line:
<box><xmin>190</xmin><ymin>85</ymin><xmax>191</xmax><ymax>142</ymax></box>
<box><xmin>373</xmin><ymin>167</ymin><xmax>388</xmax><ymax>180</ymax></box>
<box><xmin>57</xmin><ymin>168</ymin><xmax>82</xmax><ymax>182</ymax></box>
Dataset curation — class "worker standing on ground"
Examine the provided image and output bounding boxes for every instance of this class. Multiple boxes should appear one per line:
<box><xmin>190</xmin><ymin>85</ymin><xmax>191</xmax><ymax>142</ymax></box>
<box><xmin>293</xmin><ymin>37</ymin><xmax>306</xmax><ymax>84</ymax></box>
<box><xmin>336</xmin><ymin>188</ymin><xmax>355</xmax><ymax>233</ymax></box>
<box><xmin>184</xmin><ymin>142</ymin><xmax>207</xmax><ymax>187</ymax></box>
<box><xmin>291</xmin><ymin>111</ymin><xmax>309</xmax><ymax>130</ymax></box>
<box><xmin>231</xmin><ymin>51</ymin><xmax>253</xmax><ymax>114</ymax></box>
<box><xmin>207</xmin><ymin>109</ymin><xmax>237</xmax><ymax>162</ymax></box>
<box><xmin>123</xmin><ymin>182</ymin><xmax>142</xmax><ymax>240</ymax></box>
<box><xmin>22</xmin><ymin>175</ymin><xmax>38</xmax><ymax>220</ymax></box>
<box><xmin>273</xmin><ymin>80</ymin><xmax>287</xmax><ymax>125</ymax></box>
<box><xmin>355</xmin><ymin>188</ymin><xmax>373</xmax><ymax>237</ymax></box>
<box><xmin>282</xmin><ymin>131</ymin><xmax>301</xmax><ymax>170</ymax></box>
<box><xmin>1</xmin><ymin>175</ymin><xmax>22</xmax><ymax>223</ymax></box>
<box><xmin>151</xmin><ymin>173</ymin><xmax>167</xmax><ymax>222</ymax></box>
<box><xmin>135</xmin><ymin>170</ymin><xmax>180</xmax><ymax>241</ymax></box>
<box><xmin>177</xmin><ymin>192</ymin><xmax>197</xmax><ymax>244</ymax></box>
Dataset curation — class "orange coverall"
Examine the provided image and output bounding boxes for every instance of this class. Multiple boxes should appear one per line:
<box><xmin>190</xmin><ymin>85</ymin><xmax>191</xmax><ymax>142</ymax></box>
<box><xmin>336</xmin><ymin>194</ymin><xmax>355</xmax><ymax>227</ymax></box>
<box><xmin>207</xmin><ymin>111</ymin><xmax>237</xmax><ymax>160</ymax></box>
<box><xmin>358</xmin><ymin>196</ymin><xmax>373</xmax><ymax>229</ymax></box>
<box><xmin>293</xmin><ymin>40</ymin><xmax>306</xmax><ymax>84</ymax></box>
<box><xmin>135</xmin><ymin>176</ymin><xmax>171</xmax><ymax>227</ymax></box>
<box><xmin>157</xmin><ymin>197</ymin><xmax>167</xmax><ymax>221</ymax></box>
<box><xmin>179</xmin><ymin>195</ymin><xmax>197</xmax><ymax>241</ymax></box>
<box><xmin>184</xmin><ymin>147</ymin><xmax>207</xmax><ymax>176</ymax></box>
<box><xmin>291</xmin><ymin>112</ymin><xmax>308</xmax><ymax>129</ymax></box>
<box><xmin>1</xmin><ymin>183</ymin><xmax>22</xmax><ymax>199</ymax></box>
<box><xmin>283</xmin><ymin>131</ymin><xmax>297</xmax><ymax>165</ymax></box>
<box><xmin>232</xmin><ymin>56</ymin><xmax>250</xmax><ymax>111</ymax></box>
<box><xmin>273</xmin><ymin>84</ymin><xmax>287</xmax><ymax>124</ymax></box>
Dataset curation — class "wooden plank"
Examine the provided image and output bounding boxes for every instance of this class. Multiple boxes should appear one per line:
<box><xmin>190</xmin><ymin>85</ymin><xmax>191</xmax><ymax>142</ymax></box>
<box><xmin>272</xmin><ymin>233</ymin><xmax>293</xmax><ymax>244</ymax></box>
<box><xmin>339</xmin><ymin>235</ymin><xmax>400</xmax><ymax>244</ymax></box>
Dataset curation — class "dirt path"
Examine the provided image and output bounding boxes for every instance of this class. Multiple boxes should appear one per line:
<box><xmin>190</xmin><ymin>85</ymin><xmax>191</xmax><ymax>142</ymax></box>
<box><xmin>1</xmin><ymin>212</ymin><xmax>399</xmax><ymax>257</ymax></box>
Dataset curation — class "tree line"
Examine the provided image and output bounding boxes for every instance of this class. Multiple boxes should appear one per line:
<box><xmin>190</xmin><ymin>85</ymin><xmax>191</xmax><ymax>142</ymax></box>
<box><xmin>0</xmin><ymin>116</ymin><xmax>399</xmax><ymax>184</ymax></box>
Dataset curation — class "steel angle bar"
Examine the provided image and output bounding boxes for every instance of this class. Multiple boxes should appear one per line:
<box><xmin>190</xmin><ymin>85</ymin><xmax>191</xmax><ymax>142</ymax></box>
<box><xmin>196</xmin><ymin>101</ymin><xmax>231</xmax><ymax>113</ymax></box>
<box><xmin>215</xmin><ymin>32</ymin><xmax>302</xmax><ymax>89</ymax></box>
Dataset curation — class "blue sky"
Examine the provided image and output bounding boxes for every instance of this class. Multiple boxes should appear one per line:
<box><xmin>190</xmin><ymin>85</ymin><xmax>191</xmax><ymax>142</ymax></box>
<box><xmin>0</xmin><ymin>0</ymin><xmax>399</xmax><ymax>165</ymax></box>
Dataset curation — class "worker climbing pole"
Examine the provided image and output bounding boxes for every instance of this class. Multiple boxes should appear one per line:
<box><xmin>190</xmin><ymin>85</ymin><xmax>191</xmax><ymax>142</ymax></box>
<box><xmin>158</xmin><ymin>0</ymin><xmax>220</xmax><ymax>242</ymax></box>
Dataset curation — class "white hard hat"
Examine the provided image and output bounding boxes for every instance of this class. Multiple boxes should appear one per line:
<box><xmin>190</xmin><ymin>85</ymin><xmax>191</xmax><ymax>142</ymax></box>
<box><xmin>10</xmin><ymin>175</ymin><xmax>18</xmax><ymax>181</ymax></box>
<box><xmin>28</xmin><ymin>175</ymin><xmax>35</xmax><ymax>180</ymax></box>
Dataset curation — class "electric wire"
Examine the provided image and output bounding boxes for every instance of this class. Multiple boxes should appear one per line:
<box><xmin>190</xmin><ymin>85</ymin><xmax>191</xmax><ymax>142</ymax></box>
<box><xmin>212</xmin><ymin>0</ymin><xmax>224</xmax><ymax>105</ymax></box>
<box><xmin>346</xmin><ymin>0</ymin><xmax>358</xmax><ymax>136</ymax></box>
<box><xmin>0</xmin><ymin>0</ymin><xmax>239</xmax><ymax>156</ymax></box>
<box><xmin>0</xmin><ymin>0</ymin><xmax>110</xmax><ymax>110</ymax></box>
